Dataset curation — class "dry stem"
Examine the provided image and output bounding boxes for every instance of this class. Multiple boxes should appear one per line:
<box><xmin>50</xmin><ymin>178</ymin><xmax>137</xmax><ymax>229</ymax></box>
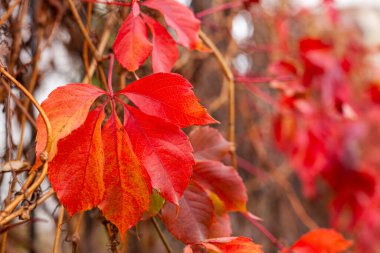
<box><xmin>199</xmin><ymin>30</ymin><xmax>237</xmax><ymax>168</ymax></box>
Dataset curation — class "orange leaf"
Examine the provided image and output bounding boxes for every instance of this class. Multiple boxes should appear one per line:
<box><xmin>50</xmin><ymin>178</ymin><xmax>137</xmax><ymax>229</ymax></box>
<box><xmin>281</xmin><ymin>229</ymin><xmax>353</xmax><ymax>253</ymax></box>
<box><xmin>203</xmin><ymin>237</ymin><xmax>264</xmax><ymax>253</ymax></box>
<box><xmin>49</xmin><ymin>107</ymin><xmax>105</xmax><ymax>215</ymax></box>
<box><xmin>36</xmin><ymin>84</ymin><xmax>105</xmax><ymax>166</ymax></box>
<box><xmin>99</xmin><ymin>112</ymin><xmax>151</xmax><ymax>238</ymax></box>
<box><xmin>184</xmin><ymin>237</ymin><xmax>263</xmax><ymax>253</ymax></box>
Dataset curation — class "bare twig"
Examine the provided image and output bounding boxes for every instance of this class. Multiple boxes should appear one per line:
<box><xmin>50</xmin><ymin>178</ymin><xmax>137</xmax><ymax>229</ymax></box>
<box><xmin>67</xmin><ymin>0</ymin><xmax>101</xmax><ymax>60</ymax></box>
<box><xmin>0</xmin><ymin>0</ymin><xmax>21</xmax><ymax>26</ymax></box>
<box><xmin>71</xmin><ymin>212</ymin><xmax>84</xmax><ymax>253</ymax></box>
<box><xmin>0</xmin><ymin>189</ymin><xmax>55</xmax><ymax>225</ymax></box>
<box><xmin>53</xmin><ymin>205</ymin><xmax>65</xmax><ymax>253</ymax></box>
<box><xmin>104</xmin><ymin>223</ymin><xmax>121</xmax><ymax>253</ymax></box>
<box><xmin>82</xmin><ymin>12</ymin><xmax>116</xmax><ymax>83</ymax></box>
<box><xmin>151</xmin><ymin>217</ymin><xmax>173</xmax><ymax>253</ymax></box>
<box><xmin>199</xmin><ymin>30</ymin><xmax>237</xmax><ymax>168</ymax></box>
<box><xmin>0</xmin><ymin>67</ymin><xmax>52</xmax><ymax>224</ymax></box>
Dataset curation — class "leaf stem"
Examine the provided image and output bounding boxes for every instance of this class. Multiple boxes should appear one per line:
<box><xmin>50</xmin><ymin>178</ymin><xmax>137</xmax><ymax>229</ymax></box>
<box><xmin>242</xmin><ymin>212</ymin><xmax>285</xmax><ymax>250</ymax></box>
<box><xmin>151</xmin><ymin>217</ymin><xmax>173</xmax><ymax>253</ymax></box>
<box><xmin>107</xmin><ymin>54</ymin><xmax>115</xmax><ymax>96</ymax></box>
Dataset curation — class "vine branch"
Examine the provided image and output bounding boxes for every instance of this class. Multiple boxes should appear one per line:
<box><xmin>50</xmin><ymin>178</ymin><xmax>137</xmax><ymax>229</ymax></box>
<box><xmin>199</xmin><ymin>30</ymin><xmax>237</xmax><ymax>169</ymax></box>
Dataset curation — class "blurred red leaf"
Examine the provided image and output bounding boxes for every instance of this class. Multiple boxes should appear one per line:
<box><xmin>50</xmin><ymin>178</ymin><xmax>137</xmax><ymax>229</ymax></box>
<box><xmin>190</xmin><ymin>126</ymin><xmax>231</xmax><ymax>161</ymax></box>
<box><xmin>161</xmin><ymin>182</ymin><xmax>216</xmax><ymax>244</ymax></box>
<box><xmin>280</xmin><ymin>229</ymin><xmax>352</xmax><ymax>253</ymax></box>
<box><xmin>184</xmin><ymin>237</ymin><xmax>263</xmax><ymax>253</ymax></box>
<box><xmin>193</xmin><ymin>161</ymin><xmax>247</xmax><ymax>212</ymax></box>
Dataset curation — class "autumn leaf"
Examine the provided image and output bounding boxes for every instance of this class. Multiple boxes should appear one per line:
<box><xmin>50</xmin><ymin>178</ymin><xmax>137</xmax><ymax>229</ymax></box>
<box><xmin>117</xmin><ymin>73</ymin><xmax>217</xmax><ymax>127</ymax></box>
<box><xmin>36</xmin><ymin>84</ymin><xmax>105</xmax><ymax>166</ymax></box>
<box><xmin>190</xmin><ymin>126</ymin><xmax>232</xmax><ymax>161</ymax></box>
<box><xmin>190</xmin><ymin>127</ymin><xmax>247</xmax><ymax>212</ymax></box>
<box><xmin>123</xmin><ymin>105</ymin><xmax>194</xmax><ymax>204</ymax></box>
<box><xmin>184</xmin><ymin>237</ymin><xmax>264</xmax><ymax>253</ymax></box>
<box><xmin>142</xmin><ymin>13</ymin><xmax>179</xmax><ymax>73</ymax></box>
<box><xmin>113</xmin><ymin>4</ymin><xmax>152</xmax><ymax>72</ymax></box>
<box><xmin>161</xmin><ymin>127</ymin><xmax>247</xmax><ymax>244</ymax></box>
<box><xmin>161</xmin><ymin>181</ymin><xmax>216</xmax><ymax>244</ymax></box>
<box><xmin>280</xmin><ymin>229</ymin><xmax>353</xmax><ymax>253</ymax></box>
<box><xmin>37</xmin><ymin>73</ymin><xmax>214</xmax><ymax>237</ymax></box>
<box><xmin>208</xmin><ymin>214</ymin><xmax>232</xmax><ymax>238</ymax></box>
<box><xmin>142</xmin><ymin>0</ymin><xmax>203</xmax><ymax>50</ymax></box>
<box><xmin>193</xmin><ymin>161</ymin><xmax>247</xmax><ymax>212</ymax></box>
<box><xmin>113</xmin><ymin>0</ymin><xmax>205</xmax><ymax>72</ymax></box>
<box><xmin>49</xmin><ymin>106</ymin><xmax>105</xmax><ymax>215</ymax></box>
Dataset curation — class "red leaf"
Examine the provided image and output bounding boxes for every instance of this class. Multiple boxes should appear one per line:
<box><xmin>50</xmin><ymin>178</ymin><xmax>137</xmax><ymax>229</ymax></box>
<box><xmin>49</xmin><ymin>107</ymin><xmax>105</xmax><ymax>215</ymax></box>
<box><xmin>113</xmin><ymin>11</ymin><xmax>152</xmax><ymax>72</ymax></box>
<box><xmin>161</xmin><ymin>181</ymin><xmax>216</xmax><ymax>244</ymax></box>
<box><xmin>202</xmin><ymin>237</ymin><xmax>263</xmax><ymax>253</ymax></box>
<box><xmin>189</xmin><ymin>126</ymin><xmax>231</xmax><ymax>161</ymax></box>
<box><xmin>123</xmin><ymin>105</ymin><xmax>194</xmax><ymax>204</ymax></box>
<box><xmin>142</xmin><ymin>0</ymin><xmax>204</xmax><ymax>50</ymax></box>
<box><xmin>99</xmin><ymin>112</ymin><xmax>151</xmax><ymax>238</ymax></box>
<box><xmin>117</xmin><ymin>73</ymin><xmax>217</xmax><ymax>127</ymax></box>
<box><xmin>208</xmin><ymin>213</ymin><xmax>232</xmax><ymax>238</ymax></box>
<box><xmin>142</xmin><ymin>14</ymin><xmax>178</xmax><ymax>73</ymax></box>
<box><xmin>280</xmin><ymin>229</ymin><xmax>353</xmax><ymax>253</ymax></box>
<box><xmin>36</xmin><ymin>84</ymin><xmax>104</xmax><ymax>165</ymax></box>
<box><xmin>193</xmin><ymin>161</ymin><xmax>247</xmax><ymax>212</ymax></box>
<box><xmin>37</xmin><ymin>73</ymin><xmax>214</xmax><ymax>237</ymax></box>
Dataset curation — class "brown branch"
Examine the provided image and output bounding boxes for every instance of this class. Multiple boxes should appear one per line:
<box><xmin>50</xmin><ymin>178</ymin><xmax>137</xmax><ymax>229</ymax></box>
<box><xmin>199</xmin><ymin>30</ymin><xmax>237</xmax><ymax>168</ymax></box>
<box><xmin>83</xmin><ymin>2</ymin><xmax>93</xmax><ymax>82</ymax></box>
<box><xmin>0</xmin><ymin>189</ymin><xmax>55</xmax><ymax>226</ymax></box>
<box><xmin>0</xmin><ymin>233</ymin><xmax>7</xmax><ymax>253</ymax></box>
<box><xmin>9</xmin><ymin>0</ymin><xmax>29</xmax><ymax>74</ymax></box>
<box><xmin>0</xmin><ymin>67</ymin><xmax>52</xmax><ymax>154</ymax></box>
<box><xmin>247</xmin><ymin>125</ymin><xmax>319</xmax><ymax>230</ymax></box>
<box><xmin>104</xmin><ymin>223</ymin><xmax>121</xmax><ymax>253</ymax></box>
<box><xmin>53</xmin><ymin>205</ymin><xmax>65</xmax><ymax>253</ymax></box>
<box><xmin>0</xmin><ymin>79</ymin><xmax>37</xmax><ymax>128</ymax></box>
<box><xmin>0</xmin><ymin>67</ymin><xmax>52</xmax><ymax>224</ymax></box>
<box><xmin>16</xmin><ymin>27</ymin><xmax>43</xmax><ymax>159</ymax></box>
<box><xmin>71</xmin><ymin>212</ymin><xmax>84</xmax><ymax>253</ymax></box>
<box><xmin>82</xmin><ymin>11</ymin><xmax>116</xmax><ymax>84</ymax></box>
<box><xmin>67</xmin><ymin>0</ymin><xmax>101</xmax><ymax>61</ymax></box>
<box><xmin>0</xmin><ymin>0</ymin><xmax>21</xmax><ymax>26</ymax></box>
